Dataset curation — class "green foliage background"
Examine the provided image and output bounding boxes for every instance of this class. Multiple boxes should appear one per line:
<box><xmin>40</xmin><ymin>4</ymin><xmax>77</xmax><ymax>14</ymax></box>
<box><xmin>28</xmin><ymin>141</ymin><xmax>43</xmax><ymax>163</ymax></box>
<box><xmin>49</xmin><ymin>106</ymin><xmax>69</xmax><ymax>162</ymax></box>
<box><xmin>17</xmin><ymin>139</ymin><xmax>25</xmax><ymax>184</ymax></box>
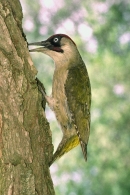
<box><xmin>21</xmin><ymin>0</ymin><xmax>130</xmax><ymax>194</ymax></box>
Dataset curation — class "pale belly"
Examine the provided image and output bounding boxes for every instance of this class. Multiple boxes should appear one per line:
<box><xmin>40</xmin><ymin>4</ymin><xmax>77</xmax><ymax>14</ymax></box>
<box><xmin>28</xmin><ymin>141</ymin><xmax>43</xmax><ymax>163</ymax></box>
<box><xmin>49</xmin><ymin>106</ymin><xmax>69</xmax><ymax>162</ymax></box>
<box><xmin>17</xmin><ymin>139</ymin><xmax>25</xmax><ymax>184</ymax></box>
<box><xmin>52</xmin><ymin>84</ymin><xmax>70</xmax><ymax>131</ymax></box>
<box><xmin>51</xmin><ymin>68</ymin><xmax>73</xmax><ymax>133</ymax></box>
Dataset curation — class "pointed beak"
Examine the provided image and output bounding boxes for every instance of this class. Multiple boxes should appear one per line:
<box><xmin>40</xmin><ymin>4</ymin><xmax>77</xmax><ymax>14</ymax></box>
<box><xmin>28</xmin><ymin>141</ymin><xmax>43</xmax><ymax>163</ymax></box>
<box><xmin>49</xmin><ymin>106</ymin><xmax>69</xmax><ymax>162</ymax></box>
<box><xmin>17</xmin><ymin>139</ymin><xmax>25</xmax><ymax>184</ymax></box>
<box><xmin>29</xmin><ymin>41</ymin><xmax>51</xmax><ymax>52</ymax></box>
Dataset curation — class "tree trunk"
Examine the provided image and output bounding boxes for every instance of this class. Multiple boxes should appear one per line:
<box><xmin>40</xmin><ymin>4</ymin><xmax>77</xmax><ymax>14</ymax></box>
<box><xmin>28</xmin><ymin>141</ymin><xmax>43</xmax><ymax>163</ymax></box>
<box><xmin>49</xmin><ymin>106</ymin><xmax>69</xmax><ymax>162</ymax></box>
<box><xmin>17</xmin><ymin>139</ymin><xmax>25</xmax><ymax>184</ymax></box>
<box><xmin>0</xmin><ymin>0</ymin><xmax>54</xmax><ymax>194</ymax></box>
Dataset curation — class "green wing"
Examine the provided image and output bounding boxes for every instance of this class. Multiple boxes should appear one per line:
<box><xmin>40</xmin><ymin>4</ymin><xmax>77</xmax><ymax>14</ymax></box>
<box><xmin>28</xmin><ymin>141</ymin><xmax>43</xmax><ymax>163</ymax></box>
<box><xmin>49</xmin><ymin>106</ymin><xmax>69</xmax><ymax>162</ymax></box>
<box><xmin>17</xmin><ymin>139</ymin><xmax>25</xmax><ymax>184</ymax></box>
<box><xmin>65</xmin><ymin>61</ymin><xmax>91</xmax><ymax>160</ymax></box>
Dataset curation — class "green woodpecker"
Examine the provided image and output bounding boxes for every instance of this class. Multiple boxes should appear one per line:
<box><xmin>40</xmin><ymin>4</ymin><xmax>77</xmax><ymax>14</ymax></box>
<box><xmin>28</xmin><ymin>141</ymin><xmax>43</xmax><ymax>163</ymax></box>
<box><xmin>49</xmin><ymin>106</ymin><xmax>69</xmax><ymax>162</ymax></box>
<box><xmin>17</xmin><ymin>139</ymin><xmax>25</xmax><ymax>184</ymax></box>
<box><xmin>29</xmin><ymin>34</ymin><xmax>91</xmax><ymax>166</ymax></box>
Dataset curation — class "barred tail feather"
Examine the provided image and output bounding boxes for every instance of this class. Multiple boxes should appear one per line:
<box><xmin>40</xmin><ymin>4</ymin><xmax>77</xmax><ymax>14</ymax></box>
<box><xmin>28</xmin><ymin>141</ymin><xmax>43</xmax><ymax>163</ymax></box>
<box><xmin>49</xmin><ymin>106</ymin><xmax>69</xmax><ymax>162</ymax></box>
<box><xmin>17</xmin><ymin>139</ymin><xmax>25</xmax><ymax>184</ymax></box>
<box><xmin>75</xmin><ymin>127</ymin><xmax>87</xmax><ymax>161</ymax></box>
<box><xmin>80</xmin><ymin>140</ymin><xmax>87</xmax><ymax>161</ymax></box>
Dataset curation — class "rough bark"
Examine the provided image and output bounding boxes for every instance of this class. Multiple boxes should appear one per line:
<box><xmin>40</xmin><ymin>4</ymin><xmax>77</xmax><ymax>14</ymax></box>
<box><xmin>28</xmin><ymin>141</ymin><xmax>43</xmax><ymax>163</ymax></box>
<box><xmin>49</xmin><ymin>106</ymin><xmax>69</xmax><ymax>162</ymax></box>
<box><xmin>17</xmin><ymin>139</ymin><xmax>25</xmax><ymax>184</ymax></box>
<box><xmin>0</xmin><ymin>0</ymin><xmax>54</xmax><ymax>194</ymax></box>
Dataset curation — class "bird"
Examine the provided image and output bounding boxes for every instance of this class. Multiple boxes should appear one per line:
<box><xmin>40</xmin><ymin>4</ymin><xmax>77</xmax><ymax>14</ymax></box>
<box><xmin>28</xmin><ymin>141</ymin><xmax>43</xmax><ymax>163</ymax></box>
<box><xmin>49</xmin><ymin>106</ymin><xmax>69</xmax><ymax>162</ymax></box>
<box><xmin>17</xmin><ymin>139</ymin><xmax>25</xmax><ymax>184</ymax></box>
<box><xmin>29</xmin><ymin>34</ymin><xmax>91</xmax><ymax>166</ymax></box>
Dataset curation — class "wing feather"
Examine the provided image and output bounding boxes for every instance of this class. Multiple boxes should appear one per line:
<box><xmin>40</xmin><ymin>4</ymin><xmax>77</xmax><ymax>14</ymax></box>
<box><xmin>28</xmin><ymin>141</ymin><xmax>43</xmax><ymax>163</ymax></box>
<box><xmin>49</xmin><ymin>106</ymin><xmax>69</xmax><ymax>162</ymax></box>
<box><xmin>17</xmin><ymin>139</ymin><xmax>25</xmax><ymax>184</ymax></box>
<box><xmin>65</xmin><ymin>60</ymin><xmax>91</xmax><ymax>160</ymax></box>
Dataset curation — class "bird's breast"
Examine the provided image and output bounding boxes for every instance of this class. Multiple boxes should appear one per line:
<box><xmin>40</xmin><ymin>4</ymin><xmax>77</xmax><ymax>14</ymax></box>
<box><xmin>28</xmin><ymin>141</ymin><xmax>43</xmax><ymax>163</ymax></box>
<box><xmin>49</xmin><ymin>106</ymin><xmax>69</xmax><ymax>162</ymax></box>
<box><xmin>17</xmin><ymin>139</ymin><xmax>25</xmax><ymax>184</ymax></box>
<box><xmin>51</xmin><ymin>68</ymin><xmax>72</xmax><ymax>133</ymax></box>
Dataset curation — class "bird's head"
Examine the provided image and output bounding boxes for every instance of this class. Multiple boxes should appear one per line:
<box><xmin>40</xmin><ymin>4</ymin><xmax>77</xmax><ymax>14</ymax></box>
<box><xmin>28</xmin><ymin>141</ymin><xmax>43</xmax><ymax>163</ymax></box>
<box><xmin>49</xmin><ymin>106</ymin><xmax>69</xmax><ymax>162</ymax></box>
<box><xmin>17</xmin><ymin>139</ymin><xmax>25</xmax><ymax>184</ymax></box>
<box><xmin>29</xmin><ymin>34</ymin><xmax>80</xmax><ymax>66</ymax></box>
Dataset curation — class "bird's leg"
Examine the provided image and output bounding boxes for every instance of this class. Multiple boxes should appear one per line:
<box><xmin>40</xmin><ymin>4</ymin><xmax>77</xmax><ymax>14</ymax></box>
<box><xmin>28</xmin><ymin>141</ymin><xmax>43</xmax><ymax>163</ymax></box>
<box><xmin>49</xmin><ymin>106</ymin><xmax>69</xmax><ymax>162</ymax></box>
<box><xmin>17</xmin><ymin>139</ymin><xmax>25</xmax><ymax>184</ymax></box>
<box><xmin>36</xmin><ymin>77</ymin><xmax>55</xmax><ymax>110</ymax></box>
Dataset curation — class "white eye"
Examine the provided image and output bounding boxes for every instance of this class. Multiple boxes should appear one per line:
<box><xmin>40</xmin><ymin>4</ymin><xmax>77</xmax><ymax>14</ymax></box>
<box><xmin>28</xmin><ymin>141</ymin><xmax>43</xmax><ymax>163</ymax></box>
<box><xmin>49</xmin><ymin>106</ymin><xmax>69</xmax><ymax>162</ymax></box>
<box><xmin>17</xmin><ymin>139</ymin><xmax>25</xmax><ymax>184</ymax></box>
<box><xmin>53</xmin><ymin>37</ymin><xmax>59</xmax><ymax>42</ymax></box>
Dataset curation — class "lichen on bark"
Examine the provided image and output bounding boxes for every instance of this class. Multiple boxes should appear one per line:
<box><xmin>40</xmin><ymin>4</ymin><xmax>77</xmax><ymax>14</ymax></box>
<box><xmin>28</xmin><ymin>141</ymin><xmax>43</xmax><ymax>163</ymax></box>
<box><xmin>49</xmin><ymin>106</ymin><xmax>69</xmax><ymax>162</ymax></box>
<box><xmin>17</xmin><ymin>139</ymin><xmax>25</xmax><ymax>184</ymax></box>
<box><xmin>0</xmin><ymin>0</ymin><xmax>54</xmax><ymax>194</ymax></box>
